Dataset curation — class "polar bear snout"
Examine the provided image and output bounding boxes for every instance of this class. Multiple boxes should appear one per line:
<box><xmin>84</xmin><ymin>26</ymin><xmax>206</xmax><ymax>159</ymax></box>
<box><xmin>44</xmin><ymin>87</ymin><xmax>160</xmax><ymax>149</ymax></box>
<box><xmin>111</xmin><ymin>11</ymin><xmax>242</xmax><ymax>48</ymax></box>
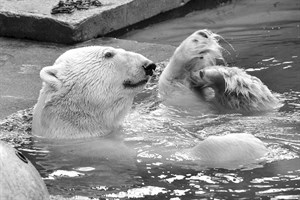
<box><xmin>123</xmin><ymin>62</ymin><xmax>156</xmax><ymax>89</ymax></box>
<box><xmin>191</xmin><ymin>68</ymin><xmax>226</xmax><ymax>93</ymax></box>
<box><xmin>190</xmin><ymin>70</ymin><xmax>207</xmax><ymax>87</ymax></box>
<box><xmin>143</xmin><ymin>63</ymin><xmax>156</xmax><ymax>76</ymax></box>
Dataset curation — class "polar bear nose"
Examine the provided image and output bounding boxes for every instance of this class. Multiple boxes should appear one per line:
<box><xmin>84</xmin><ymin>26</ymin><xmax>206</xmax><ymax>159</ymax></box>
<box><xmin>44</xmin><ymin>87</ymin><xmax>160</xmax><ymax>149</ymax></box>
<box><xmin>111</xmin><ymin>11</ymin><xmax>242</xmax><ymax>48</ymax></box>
<box><xmin>143</xmin><ymin>63</ymin><xmax>156</xmax><ymax>76</ymax></box>
<box><xmin>199</xmin><ymin>70</ymin><xmax>205</xmax><ymax>79</ymax></box>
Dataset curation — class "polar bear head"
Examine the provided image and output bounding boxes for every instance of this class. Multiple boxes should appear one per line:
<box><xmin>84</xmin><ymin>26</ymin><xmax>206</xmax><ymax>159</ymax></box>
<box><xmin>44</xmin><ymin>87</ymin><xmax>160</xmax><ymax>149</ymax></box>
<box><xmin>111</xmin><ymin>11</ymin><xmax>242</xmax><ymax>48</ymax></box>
<box><xmin>32</xmin><ymin>46</ymin><xmax>156</xmax><ymax>139</ymax></box>
<box><xmin>190</xmin><ymin>66</ymin><xmax>280</xmax><ymax>113</ymax></box>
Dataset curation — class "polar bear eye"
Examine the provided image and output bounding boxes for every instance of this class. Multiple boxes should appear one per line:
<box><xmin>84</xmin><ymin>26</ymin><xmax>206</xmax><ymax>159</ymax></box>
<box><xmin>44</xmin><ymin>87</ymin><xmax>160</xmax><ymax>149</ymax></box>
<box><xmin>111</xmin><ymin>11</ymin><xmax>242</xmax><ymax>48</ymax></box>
<box><xmin>104</xmin><ymin>51</ymin><xmax>114</xmax><ymax>58</ymax></box>
<box><xmin>199</xmin><ymin>50</ymin><xmax>210</xmax><ymax>59</ymax></box>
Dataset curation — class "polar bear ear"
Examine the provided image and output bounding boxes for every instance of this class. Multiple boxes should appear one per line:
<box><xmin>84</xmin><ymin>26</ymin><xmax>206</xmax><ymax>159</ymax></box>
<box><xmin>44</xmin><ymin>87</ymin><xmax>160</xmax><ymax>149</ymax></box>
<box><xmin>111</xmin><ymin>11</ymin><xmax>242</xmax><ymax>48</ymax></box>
<box><xmin>40</xmin><ymin>65</ymin><xmax>62</xmax><ymax>90</ymax></box>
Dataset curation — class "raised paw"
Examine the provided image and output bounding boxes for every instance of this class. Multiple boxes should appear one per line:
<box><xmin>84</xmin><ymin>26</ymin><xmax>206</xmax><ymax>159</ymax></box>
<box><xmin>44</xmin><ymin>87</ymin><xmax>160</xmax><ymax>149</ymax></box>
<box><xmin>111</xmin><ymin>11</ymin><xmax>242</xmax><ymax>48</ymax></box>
<box><xmin>176</xmin><ymin>29</ymin><xmax>224</xmax><ymax>69</ymax></box>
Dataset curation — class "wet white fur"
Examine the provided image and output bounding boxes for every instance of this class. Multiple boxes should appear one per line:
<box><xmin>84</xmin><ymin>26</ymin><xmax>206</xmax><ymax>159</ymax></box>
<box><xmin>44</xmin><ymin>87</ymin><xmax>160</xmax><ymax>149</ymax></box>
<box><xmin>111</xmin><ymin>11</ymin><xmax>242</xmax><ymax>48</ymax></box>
<box><xmin>190</xmin><ymin>133</ymin><xmax>268</xmax><ymax>168</ymax></box>
<box><xmin>0</xmin><ymin>141</ymin><xmax>49</xmax><ymax>199</ymax></box>
<box><xmin>33</xmin><ymin>46</ymin><xmax>153</xmax><ymax>139</ymax></box>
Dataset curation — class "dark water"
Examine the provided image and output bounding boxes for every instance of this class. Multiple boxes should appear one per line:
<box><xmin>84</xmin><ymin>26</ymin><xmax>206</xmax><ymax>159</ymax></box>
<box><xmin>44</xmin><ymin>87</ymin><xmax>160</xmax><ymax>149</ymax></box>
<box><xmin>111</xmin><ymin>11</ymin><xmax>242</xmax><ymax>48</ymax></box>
<box><xmin>19</xmin><ymin>0</ymin><xmax>300</xmax><ymax>199</ymax></box>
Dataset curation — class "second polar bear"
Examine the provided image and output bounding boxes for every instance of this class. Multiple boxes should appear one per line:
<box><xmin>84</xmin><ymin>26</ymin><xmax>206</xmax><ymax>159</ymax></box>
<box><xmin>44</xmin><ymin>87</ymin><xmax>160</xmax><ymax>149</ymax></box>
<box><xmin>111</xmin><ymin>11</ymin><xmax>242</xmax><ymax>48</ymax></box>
<box><xmin>158</xmin><ymin>29</ymin><xmax>280</xmax><ymax>113</ymax></box>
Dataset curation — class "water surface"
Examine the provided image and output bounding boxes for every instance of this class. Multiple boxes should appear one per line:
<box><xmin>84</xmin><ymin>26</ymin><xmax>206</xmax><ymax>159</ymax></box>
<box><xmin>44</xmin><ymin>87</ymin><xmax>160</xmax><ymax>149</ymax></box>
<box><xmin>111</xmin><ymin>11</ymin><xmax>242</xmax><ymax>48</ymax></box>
<box><xmin>19</xmin><ymin>0</ymin><xmax>300</xmax><ymax>199</ymax></box>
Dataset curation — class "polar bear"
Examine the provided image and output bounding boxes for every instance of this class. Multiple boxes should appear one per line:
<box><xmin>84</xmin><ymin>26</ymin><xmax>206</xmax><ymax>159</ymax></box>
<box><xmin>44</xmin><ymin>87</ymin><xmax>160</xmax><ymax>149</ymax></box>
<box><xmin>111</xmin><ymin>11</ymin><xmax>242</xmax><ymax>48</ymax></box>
<box><xmin>158</xmin><ymin>29</ymin><xmax>279</xmax><ymax>113</ymax></box>
<box><xmin>32</xmin><ymin>46</ymin><xmax>156</xmax><ymax>139</ymax></box>
<box><xmin>190</xmin><ymin>66</ymin><xmax>280</xmax><ymax>113</ymax></box>
<box><xmin>0</xmin><ymin>141</ymin><xmax>49</xmax><ymax>200</ymax></box>
<box><xmin>155</xmin><ymin>30</ymin><xmax>271</xmax><ymax>166</ymax></box>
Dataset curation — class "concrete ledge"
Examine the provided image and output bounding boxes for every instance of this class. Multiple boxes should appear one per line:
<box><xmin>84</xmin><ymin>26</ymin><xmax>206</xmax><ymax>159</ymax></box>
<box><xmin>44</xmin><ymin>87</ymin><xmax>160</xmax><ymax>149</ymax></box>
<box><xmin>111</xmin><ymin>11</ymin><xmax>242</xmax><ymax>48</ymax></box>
<box><xmin>0</xmin><ymin>37</ymin><xmax>175</xmax><ymax>119</ymax></box>
<box><xmin>0</xmin><ymin>0</ymin><xmax>190</xmax><ymax>43</ymax></box>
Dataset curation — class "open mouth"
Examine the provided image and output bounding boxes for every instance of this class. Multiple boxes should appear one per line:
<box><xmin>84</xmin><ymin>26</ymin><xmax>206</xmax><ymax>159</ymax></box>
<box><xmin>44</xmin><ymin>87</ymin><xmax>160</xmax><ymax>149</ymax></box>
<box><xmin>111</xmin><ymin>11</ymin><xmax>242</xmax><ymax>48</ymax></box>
<box><xmin>123</xmin><ymin>79</ymin><xmax>149</xmax><ymax>88</ymax></box>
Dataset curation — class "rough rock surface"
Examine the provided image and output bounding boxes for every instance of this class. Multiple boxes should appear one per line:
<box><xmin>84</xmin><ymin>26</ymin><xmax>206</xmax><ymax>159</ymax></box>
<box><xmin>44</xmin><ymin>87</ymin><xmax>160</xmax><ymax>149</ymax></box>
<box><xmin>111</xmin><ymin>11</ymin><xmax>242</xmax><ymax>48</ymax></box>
<box><xmin>0</xmin><ymin>0</ymin><xmax>190</xmax><ymax>43</ymax></box>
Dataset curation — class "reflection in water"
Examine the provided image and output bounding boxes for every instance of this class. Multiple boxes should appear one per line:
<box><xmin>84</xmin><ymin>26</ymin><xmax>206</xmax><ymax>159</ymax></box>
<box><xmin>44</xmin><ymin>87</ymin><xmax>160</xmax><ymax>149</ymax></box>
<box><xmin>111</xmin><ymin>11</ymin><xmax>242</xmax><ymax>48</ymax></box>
<box><xmin>18</xmin><ymin>0</ymin><xmax>300</xmax><ymax>199</ymax></box>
